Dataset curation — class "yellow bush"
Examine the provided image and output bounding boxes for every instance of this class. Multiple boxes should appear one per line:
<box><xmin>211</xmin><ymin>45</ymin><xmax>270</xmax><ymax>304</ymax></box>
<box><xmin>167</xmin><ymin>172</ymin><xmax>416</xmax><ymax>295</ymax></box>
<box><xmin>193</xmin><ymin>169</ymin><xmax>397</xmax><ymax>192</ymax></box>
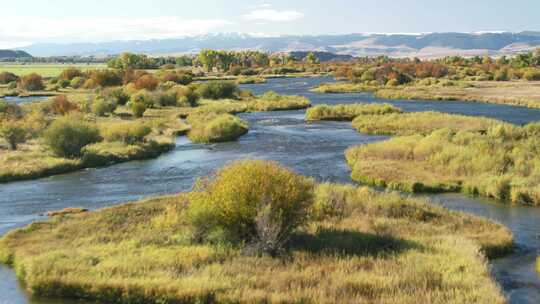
<box><xmin>187</xmin><ymin>160</ymin><xmax>315</xmax><ymax>254</ymax></box>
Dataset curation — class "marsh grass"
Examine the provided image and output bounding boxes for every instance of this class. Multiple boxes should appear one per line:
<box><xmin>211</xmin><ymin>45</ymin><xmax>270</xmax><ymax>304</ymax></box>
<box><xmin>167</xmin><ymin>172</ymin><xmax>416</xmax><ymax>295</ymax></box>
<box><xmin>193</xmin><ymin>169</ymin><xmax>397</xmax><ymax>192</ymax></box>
<box><xmin>305</xmin><ymin>103</ymin><xmax>402</xmax><ymax>121</ymax></box>
<box><xmin>187</xmin><ymin>113</ymin><xmax>249</xmax><ymax>143</ymax></box>
<box><xmin>0</xmin><ymin>181</ymin><xmax>512</xmax><ymax>304</ymax></box>
<box><xmin>244</xmin><ymin>91</ymin><xmax>311</xmax><ymax>111</ymax></box>
<box><xmin>352</xmin><ymin>111</ymin><xmax>505</xmax><ymax>135</ymax></box>
<box><xmin>236</xmin><ymin>76</ymin><xmax>267</xmax><ymax>84</ymax></box>
<box><xmin>311</xmin><ymin>83</ymin><xmax>378</xmax><ymax>93</ymax></box>
<box><xmin>346</xmin><ymin>124</ymin><xmax>540</xmax><ymax>205</ymax></box>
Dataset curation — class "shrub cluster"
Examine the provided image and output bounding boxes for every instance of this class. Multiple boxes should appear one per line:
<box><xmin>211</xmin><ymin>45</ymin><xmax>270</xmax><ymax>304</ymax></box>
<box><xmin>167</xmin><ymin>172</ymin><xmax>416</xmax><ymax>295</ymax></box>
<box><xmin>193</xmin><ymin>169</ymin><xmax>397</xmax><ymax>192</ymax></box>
<box><xmin>187</xmin><ymin>160</ymin><xmax>315</xmax><ymax>255</ymax></box>
<box><xmin>197</xmin><ymin>81</ymin><xmax>239</xmax><ymax>99</ymax></box>
<box><xmin>43</xmin><ymin>117</ymin><xmax>101</xmax><ymax>158</ymax></box>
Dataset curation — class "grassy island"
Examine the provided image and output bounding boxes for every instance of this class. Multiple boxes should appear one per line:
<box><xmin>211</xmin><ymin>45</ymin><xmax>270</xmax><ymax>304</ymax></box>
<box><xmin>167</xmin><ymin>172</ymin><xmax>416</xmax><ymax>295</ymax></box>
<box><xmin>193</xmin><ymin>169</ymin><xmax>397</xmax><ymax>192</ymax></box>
<box><xmin>187</xmin><ymin>113</ymin><xmax>249</xmax><ymax>143</ymax></box>
<box><xmin>346</xmin><ymin>123</ymin><xmax>540</xmax><ymax>205</ymax></box>
<box><xmin>305</xmin><ymin>103</ymin><xmax>402</xmax><ymax>121</ymax></box>
<box><xmin>352</xmin><ymin>111</ymin><xmax>505</xmax><ymax>136</ymax></box>
<box><xmin>0</xmin><ymin>160</ymin><xmax>513</xmax><ymax>304</ymax></box>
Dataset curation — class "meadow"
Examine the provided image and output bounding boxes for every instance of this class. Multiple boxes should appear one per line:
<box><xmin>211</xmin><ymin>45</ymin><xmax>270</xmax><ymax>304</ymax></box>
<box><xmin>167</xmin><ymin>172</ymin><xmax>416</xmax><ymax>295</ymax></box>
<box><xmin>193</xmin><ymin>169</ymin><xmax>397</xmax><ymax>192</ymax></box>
<box><xmin>0</xmin><ymin>160</ymin><xmax>513</xmax><ymax>304</ymax></box>
<box><xmin>0</xmin><ymin>63</ymin><xmax>107</xmax><ymax>78</ymax></box>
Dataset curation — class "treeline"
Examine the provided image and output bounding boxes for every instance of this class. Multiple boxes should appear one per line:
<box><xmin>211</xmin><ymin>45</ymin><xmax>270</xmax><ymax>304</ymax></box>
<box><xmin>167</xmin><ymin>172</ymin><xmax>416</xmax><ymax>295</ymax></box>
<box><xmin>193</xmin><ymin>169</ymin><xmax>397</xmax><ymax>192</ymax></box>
<box><xmin>106</xmin><ymin>51</ymin><xmax>321</xmax><ymax>72</ymax></box>
<box><xmin>334</xmin><ymin>49</ymin><xmax>540</xmax><ymax>86</ymax></box>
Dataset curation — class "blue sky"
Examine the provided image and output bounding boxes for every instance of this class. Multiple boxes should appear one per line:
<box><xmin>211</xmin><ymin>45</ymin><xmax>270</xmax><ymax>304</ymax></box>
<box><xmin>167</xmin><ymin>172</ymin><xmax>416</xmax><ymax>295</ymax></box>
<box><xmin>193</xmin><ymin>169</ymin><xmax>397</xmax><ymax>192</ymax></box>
<box><xmin>1</xmin><ymin>0</ymin><xmax>539</xmax><ymax>48</ymax></box>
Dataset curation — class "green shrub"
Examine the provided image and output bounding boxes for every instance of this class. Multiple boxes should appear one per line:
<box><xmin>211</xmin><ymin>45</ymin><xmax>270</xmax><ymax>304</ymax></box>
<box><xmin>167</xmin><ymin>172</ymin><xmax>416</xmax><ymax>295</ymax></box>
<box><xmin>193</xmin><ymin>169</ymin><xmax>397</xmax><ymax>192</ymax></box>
<box><xmin>175</xmin><ymin>85</ymin><xmax>199</xmax><ymax>107</ymax></box>
<box><xmin>154</xmin><ymin>90</ymin><xmax>177</xmax><ymax>107</ymax></box>
<box><xmin>70</xmin><ymin>76</ymin><xmax>86</xmax><ymax>89</ymax></box>
<box><xmin>187</xmin><ymin>160</ymin><xmax>315</xmax><ymax>255</ymax></box>
<box><xmin>130</xmin><ymin>90</ymin><xmax>154</xmax><ymax>108</ymax></box>
<box><xmin>91</xmin><ymin>98</ymin><xmax>117</xmax><ymax>117</ymax></box>
<box><xmin>57</xmin><ymin>79</ymin><xmax>70</xmax><ymax>88</ymax></box>
<box><xmin>102</xmin><ymin>88</ymin><xmax>130</xmax><ymax>105</ymax></box>
<box><xmin>0</xmin><ymin>120</ymin><xmax>28</xmax><ymax>150</ymax></box>
<box><xmin>130</xmin><ymin>102</ymin><xmax>147</xmax><ymax>118</ymax></box>
<box><xmin>188</xmin><ymin>113</ymin><xmax>248</xmax><ymax>143</ymax></box>
<box><xmin>101</xmin><ymin>122</ymin><xmax>151</xmax><ymax>144</ymax></box>
<box><xmin>197</xmin><ymin>81</ymin><xmax>239</xmax><ymax>99</ymax></box>
<box><xmin>43</xmin><ymin>117</ymin><xmax>101</xmax><ymax>158</ymax></box>
<box><xmin>7</xmin><ymin>81</ymin><xmax>17</xmax><ymax>90</ymax></box>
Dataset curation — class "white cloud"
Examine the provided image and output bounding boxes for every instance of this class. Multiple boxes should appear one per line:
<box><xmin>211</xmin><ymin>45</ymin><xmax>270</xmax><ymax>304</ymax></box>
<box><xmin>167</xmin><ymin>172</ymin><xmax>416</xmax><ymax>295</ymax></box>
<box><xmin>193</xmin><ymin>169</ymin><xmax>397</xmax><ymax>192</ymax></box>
<box><xmin>243</xmin><ymin>9</ymin><xmax>304</xmax><ymax>22</ymax></box>
<box><xmin>0</xmin><ymin>16</ymin><xmax>233</xmax><ymax>47</ymax></box>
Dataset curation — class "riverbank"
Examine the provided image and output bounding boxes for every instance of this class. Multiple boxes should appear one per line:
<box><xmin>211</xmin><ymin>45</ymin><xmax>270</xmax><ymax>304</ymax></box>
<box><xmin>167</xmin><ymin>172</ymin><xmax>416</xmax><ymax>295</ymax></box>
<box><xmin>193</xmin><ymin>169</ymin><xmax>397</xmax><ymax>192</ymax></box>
<box><xmin>312</xmin><ymin>81</ymin><xmax>540</xmax><ymax>109</ymax></box>
<box><xmin>0</xmin><ymin>177</ymin><xmax>513</xmax><ymax>304</ymax></box>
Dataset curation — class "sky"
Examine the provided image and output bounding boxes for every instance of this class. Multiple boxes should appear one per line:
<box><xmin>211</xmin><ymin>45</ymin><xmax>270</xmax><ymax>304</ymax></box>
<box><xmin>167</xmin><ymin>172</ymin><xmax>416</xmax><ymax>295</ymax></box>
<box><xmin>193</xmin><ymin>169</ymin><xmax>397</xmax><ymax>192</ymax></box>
<box><xmin>1</xmin><ymin>0</ymin><xmax>540</xmax><ymax>48</ymax></box>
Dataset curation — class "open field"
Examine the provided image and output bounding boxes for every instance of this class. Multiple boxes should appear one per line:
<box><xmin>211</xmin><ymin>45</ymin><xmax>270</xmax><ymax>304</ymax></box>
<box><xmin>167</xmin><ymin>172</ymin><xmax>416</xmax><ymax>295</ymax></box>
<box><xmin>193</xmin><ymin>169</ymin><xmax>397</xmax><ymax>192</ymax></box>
<box><xmin>0</xmin><ymin>178</ymin><xmax>513</xmax><ymax>304</ymax></box>
<box><xmin>0</xmin><ymin>63</ymin><xmax>107</xmax><ymax>77</ymax></box>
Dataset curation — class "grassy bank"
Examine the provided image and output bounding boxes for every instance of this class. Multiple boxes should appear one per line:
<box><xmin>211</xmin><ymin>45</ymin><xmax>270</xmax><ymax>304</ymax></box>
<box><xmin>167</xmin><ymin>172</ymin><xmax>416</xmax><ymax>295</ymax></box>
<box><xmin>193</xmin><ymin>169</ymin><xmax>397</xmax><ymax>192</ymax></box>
<box><xmin>0</xmin><ymin>136</ymin><xmax>174</xmax><ymax>183</ymax></box>
<box><xmin>305</xmin><ymin>103</ymin><xmax>402</xmax><ymax>121</ymax></box>
<box><xmin>352</xmin><ymin>111</ymin><xmax>506</xmax><ymax>135</ymax></box>
<box><xmin>375</xmin><ymin>81</ymin><xmax>540</xmax><ymax>108</ymax></box>
<box><xmin>310</xmin><ymin>83</ymin><xmax>377</xmax><ymax>93</ymax></box>
<box><xmin>0</xmin><ymin>173</ymin><xmax>512</xmax><ymax>303</ymax></box>
<box><xmin>346</xmin><ymin>123</ymin><xmax>540</xmax><ymax>205</ymax></box>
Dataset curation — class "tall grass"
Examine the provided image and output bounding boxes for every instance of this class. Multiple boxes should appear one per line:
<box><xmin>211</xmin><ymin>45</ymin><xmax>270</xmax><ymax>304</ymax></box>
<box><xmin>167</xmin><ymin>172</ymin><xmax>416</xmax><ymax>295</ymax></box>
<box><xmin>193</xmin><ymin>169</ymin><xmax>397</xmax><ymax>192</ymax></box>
<box><xmin>244</xmin><ymin>91</ymin><xmax>311</xmax><ymax>111</ymax></box>
<box><xmin>0</xmin><ymin>176</ymin><xmax>512</xmax><ymax>304</ymax></box>
<box><xmin>187</xmin><ymin>113</ymin><xmax>249</xmax><ymax>143</ymax></box>
<box><xmin>306</xmin><ymin>103</ymin><xmax>402</xmax><ymax>121</ymax></box>
<box><xmin>311</xmin><ymin>83</ymin><xmax>378</xmax><ymax>93</ymax></box>
<box><xmin>352</xmin><ymin>111</ymin><xmax>505</xmax><ymax>135</ymax></box>
<box><xmin>346</xmin><ymin>123</ymin><xmax>540</xmax><ymax>205</ymax></box>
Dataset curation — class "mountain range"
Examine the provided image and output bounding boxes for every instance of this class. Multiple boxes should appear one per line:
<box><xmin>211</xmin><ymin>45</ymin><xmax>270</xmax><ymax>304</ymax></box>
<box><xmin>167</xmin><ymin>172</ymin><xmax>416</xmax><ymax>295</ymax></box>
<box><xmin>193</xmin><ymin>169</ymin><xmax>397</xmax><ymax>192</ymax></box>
<box><xmin>13</xmin><ymin>32</ymin><xmax>540</xmax><ymax>58</ymax></box>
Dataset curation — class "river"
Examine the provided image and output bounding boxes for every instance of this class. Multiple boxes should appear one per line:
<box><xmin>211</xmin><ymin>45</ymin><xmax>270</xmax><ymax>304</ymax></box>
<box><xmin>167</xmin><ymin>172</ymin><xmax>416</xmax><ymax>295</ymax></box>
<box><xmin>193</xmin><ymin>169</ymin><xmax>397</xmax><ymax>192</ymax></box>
<box><xmin>1</xmin><ymin>76</ymin><xmax>540</xmax><ymax>303</ymax></box>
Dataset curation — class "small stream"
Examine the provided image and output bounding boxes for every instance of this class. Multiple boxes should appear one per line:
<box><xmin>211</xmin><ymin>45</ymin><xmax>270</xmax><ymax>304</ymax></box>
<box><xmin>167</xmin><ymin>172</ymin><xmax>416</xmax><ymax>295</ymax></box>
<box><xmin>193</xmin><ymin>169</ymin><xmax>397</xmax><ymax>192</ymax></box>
<box><xmin>1</xmin><ymin>77</ymin><xmax>540</xmax><ymax>303</ymax></box>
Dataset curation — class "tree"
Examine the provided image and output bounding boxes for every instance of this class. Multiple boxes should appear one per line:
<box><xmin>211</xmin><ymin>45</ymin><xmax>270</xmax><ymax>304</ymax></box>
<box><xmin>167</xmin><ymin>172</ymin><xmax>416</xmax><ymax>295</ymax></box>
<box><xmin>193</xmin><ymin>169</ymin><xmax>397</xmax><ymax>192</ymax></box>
<box><xmin>0</xmin><ymin>120</ymin><xmax>27</xmax><ymax>150</ymax></box>
<box><xmin>198</xmin><ymin>49</ymin><xmax>219</xmax><ymax>72</ymax></box>
<box><xmin>304</xmin><ymin>52</ymin><xmax>320</xmax><ymax>64</ymax></box>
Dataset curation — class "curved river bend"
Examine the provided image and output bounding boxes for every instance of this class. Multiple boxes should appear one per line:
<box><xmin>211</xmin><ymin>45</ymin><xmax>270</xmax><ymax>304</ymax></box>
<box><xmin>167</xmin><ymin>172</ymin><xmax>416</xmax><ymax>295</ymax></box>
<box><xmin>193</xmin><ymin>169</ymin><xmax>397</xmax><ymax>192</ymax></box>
<box><xmin>1</xmin><ymin>77</ymin><xmax>540</xmax><ymax>304</ymax></box>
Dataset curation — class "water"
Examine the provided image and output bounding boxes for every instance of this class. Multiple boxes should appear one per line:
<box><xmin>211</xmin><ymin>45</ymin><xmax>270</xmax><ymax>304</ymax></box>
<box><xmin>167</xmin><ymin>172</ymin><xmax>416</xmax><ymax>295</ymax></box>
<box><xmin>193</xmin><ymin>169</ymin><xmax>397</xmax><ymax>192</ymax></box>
<box><xmin>2</xmin><ymin>96</ymin><xmax>48</xmax><ymax>104</ymax></box>
<box><xmin>1</xmin><ymin>77</ymin><xmax>540</xmax><ymax>303</ymax></box>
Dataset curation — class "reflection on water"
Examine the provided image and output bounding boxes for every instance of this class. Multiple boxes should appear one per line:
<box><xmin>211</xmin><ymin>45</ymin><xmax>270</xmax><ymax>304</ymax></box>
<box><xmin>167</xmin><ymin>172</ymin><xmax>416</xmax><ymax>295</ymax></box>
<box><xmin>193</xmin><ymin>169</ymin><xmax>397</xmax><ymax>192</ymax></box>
<box><xmin>1</xmin><ymin>77</ymin><xmax>540</xmax><ymax>303</ymax></box>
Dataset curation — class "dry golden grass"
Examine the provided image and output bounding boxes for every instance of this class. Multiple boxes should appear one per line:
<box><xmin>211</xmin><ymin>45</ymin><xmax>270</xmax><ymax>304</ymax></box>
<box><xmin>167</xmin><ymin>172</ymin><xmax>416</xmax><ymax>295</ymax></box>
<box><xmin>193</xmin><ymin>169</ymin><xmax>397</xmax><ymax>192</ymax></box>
<box><xmin>346</xmin><ymin>124</ymin><xmax>540</xmax><ymax>205</ymax></box>
<box><xmin>0</xmin><ymin>181</ymin><xmax>512</xmax><ymax>304</ymax></box>
<box><xmin>352</xmin><ymin>111</ymin><xmax>506</xmax><ymax>135</ymax></box>
<box><xmin>375</xmin><ymin>81</ymin><xmax>540</xmax><ymax>108</ymax></box>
